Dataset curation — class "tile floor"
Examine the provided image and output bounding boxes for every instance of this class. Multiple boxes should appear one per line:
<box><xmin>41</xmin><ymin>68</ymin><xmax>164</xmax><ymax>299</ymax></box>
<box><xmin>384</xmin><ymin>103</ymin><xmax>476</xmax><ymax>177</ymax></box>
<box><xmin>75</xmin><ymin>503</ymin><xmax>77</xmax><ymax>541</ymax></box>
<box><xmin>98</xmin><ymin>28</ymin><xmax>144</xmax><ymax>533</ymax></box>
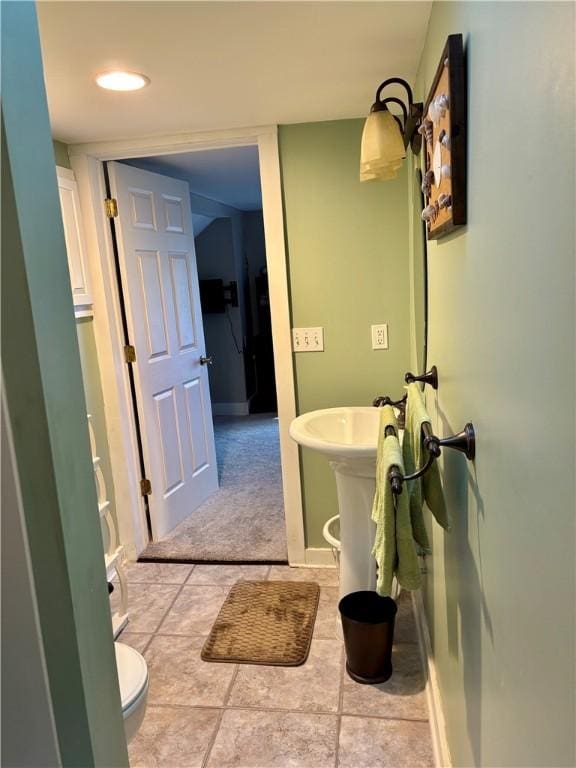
<box><xmin>112</xmin><ymin>563</ymin><xmax>434</xmax><ymax>768</ymax></box>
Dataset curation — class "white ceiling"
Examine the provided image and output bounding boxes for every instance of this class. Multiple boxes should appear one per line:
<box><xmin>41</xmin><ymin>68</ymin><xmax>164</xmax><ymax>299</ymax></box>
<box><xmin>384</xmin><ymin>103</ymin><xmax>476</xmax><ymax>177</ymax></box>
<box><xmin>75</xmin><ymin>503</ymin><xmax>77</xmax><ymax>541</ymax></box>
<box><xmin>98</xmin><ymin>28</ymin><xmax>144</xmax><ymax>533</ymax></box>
<box><xmin>125</xmin><ymin>145</ymin><xmax>262</xmax><ymax>210</ymax></box>
<box><xmin>37</xmin><ymin>1</ymin><xmax>432</xmax><ymax>144</ymax></box>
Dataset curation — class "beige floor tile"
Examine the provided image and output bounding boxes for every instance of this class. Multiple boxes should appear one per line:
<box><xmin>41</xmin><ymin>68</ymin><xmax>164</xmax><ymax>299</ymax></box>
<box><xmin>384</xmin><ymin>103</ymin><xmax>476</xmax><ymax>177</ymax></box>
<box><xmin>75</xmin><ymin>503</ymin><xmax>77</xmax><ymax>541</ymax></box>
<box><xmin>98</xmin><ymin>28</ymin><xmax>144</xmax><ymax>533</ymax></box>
<box><xmin>116</xmin><ymin>631</ymin><xmax>152</xmax><ymax>654</ymax></box>
<box><xmin>113</xmin><ymin>583</ymin><xmax>179</xmax><ymax>633</ymax></box>
<box><xmin>338</xmin><ymin>716</ymin><xmax>433</xmax><ymax>767</ymax></box>
<box><xmin>128</xmin><ymin>705</ymin><xmax>220</xmax><ymax>768</ymax></box>
<box><xmin>228</xmin><ymin>638</ymin><xmax>343</xmax><ymax>713</ymax></box>
<box><xmin>145</xmin><ymin>635</ymin><xmax>236</xmax><ymax>707</ymax></box>
<box><xmin>342</xmin><ymin>643</ymin><xmax>428</xmax><ymax>720</ymax></box>
<box><xmin>314</xmin><ymin>587</ymin><xmax>343</xmax><ymax>640</ymax></box>
<box><xmin>206</xmin><ymin>709</ymin><xmax>338</xmax><ymax>768</ymax></box>
<box><xmin>119</xmin><ymin>561</ymin><xmax>194</xmax><ymax>584</ymax></box>
<box><xmin>268</xmin><ymin>565</ymin><xmax>339</xmax><ymax>587</ymax></box>
<box><xmin>187</xmin><ymin>564</ymin><xmax>271</xmax><ymax>585</ymax></box>
<box><xmin>157</xmin><ymin>585</ymin><xmax>229</xmax><ymax>636</ymax></box>
<box><xmin>394</xmin><ymin>590</ymin><xmax>418</xmax><ymax>643</ymax></box>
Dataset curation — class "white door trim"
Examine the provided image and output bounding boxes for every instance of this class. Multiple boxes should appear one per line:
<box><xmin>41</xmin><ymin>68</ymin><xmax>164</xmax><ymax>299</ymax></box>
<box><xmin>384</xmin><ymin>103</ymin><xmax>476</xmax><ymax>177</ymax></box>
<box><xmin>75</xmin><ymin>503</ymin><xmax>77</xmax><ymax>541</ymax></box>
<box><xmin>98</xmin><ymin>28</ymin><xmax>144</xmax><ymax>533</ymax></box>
<box><xmin>69</xmin><ymin>125</ymin><xmax>306</xmax><ymax>565</ymax></box>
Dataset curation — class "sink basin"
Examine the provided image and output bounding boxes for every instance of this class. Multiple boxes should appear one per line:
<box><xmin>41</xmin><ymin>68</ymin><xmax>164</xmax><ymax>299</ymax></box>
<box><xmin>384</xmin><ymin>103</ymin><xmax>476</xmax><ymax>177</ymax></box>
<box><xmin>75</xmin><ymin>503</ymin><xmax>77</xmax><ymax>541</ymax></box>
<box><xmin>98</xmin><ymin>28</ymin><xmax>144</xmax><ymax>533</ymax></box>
<box><xmin>289</xmin><ymin>407</ymin><xmax>380</xmax><ymax>460</ymax></box>
<box><xmin>290</xmin><ymin>406</ymin><xmax>401</xmax><ymax>597</ymax></box>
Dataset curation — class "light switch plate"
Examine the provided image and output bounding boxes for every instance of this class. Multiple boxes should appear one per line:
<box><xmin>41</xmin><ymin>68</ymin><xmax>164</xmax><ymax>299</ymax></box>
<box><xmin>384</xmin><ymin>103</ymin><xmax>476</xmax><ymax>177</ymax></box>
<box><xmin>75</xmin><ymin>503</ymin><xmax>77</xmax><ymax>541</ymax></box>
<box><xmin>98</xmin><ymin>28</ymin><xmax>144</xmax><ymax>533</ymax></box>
<box><xmin>371</xmin><ymin>324</ymin><xmax>389</xmax><ymax>350</ymax></box>
<box><xmin>292</xmin><ymin>327</ymin><xmax>324</xmax><ymax>352</ymax></box>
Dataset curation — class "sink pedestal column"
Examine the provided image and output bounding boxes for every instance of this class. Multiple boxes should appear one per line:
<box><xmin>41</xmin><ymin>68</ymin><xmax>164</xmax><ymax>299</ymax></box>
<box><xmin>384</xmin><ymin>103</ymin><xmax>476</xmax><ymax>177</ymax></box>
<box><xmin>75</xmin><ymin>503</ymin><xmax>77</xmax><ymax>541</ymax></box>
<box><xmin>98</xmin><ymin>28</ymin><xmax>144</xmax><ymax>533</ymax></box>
<box><xmin>330</xmin><ymin>457</ymin><xmax>377</xmax><ymax>599</ymax></box>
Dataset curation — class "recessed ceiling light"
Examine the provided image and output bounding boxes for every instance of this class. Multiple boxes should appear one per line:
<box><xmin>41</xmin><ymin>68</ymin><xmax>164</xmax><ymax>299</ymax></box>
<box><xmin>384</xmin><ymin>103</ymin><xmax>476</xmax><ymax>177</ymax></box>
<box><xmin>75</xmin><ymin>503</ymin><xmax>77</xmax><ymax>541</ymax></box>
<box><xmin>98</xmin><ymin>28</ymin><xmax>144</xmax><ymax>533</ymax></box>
<box><xmin>95</xmin><ymin>71</ymin><xmax>150</xmax><ymax>92</ymax></box>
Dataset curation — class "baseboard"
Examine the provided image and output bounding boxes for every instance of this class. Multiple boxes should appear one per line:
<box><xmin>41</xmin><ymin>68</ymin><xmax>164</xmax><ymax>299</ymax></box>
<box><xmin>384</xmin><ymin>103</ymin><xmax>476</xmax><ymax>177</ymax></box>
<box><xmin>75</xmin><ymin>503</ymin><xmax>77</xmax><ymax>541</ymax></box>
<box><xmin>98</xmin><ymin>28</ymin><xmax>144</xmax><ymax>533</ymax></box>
<box><xmin>412</xmin><ymin>590</ymin><xmax>452</xmax><ymax>768</ymax></box>
<box><xmin>303</xmin><ymin>547</ymin><xmax>338</xmax><ymax>568</ymax></box>
<box><xmin>212</xmin><ymin>401</ymin><xmax>250</xmax><ymax>416</ymax></box>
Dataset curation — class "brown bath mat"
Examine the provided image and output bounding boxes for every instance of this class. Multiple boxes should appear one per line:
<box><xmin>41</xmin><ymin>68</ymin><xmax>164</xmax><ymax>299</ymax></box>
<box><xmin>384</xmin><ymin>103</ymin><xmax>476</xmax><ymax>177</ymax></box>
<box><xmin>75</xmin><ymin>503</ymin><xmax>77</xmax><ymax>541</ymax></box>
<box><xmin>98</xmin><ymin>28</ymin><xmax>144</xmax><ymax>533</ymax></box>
<box><xmin>201</xmin><ymin>580</ymin><xmax>320</xmax><ymax>666</ymax></box>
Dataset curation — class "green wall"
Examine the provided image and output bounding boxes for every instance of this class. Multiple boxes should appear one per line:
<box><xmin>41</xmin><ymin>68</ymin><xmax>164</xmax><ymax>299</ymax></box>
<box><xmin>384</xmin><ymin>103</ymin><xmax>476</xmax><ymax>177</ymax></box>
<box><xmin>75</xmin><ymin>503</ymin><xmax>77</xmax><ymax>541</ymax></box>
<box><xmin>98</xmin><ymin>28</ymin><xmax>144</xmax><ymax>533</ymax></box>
<box><xmin>410</xmin><ymin>3</ymin><xmax>575</xmax><ymax>766</ymax></box>
<box><xmin>279</xmin><ymin>120</ymin><xmax>412</xmax><ymax>546</ymax></box>
<box><xmin>2</xmin><ymin>3</ymin><xmax>128</xmax><ymax>765</ymax></box>
<box><xmin>53</xmin><ymin>139</ymin><xmax>71</xmax><ymax>169</ymax></box>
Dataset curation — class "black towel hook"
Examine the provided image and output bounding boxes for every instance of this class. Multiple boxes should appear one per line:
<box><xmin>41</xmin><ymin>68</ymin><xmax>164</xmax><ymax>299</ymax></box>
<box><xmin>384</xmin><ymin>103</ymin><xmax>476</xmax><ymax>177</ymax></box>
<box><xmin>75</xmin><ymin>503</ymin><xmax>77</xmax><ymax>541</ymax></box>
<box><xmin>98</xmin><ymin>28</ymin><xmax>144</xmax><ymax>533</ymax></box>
<box><xmin>373</xmin><ymin>365</ymin><xmax>438</xmax><ymax>408</ymax></box>
<box><xmin>405</xmin><ymin>365</ymin><xmax>438</xmax><ymax>390</ymax></box>
<box><xmin>386</xmin><ymin>421</ymin><xmax>476</xmax><ymax>495</ymax></box>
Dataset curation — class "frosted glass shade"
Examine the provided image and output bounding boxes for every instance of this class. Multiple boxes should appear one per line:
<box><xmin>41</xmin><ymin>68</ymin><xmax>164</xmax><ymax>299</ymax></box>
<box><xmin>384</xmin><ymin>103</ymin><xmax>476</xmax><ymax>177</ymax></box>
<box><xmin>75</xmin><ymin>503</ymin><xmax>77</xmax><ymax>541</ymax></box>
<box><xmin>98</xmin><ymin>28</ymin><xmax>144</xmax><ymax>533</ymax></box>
<box><xmin>360</xmin><ymin>156</ymin><xmax>402</xmax><ymax>182</ymax></box>
<box><xmin>360</xmin><ymin>166</ymin><xmax>399</xmax><ymax>182</ymax></box>
<box><xmin>361</xmin><ymin>158</ymin><xmax>402</xmax><ymax>173</ymax></box>
<box><xmin>360</xmin><ymin>166</ymin><xmax>398</xmax><ymax>181</ymax></box>
<box><xmin>360</xmin><ymin>109</ymin><xmax>406</xmax><ymax>182</ymax></box>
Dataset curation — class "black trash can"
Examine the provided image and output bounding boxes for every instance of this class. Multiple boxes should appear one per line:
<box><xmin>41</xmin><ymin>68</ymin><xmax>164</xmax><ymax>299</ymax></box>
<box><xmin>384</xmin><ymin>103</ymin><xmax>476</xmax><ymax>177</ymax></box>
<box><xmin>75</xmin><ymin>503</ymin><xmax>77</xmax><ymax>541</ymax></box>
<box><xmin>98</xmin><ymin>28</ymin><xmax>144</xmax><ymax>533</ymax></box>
<box><xmin>338</xmin><ymin>591</ymin><xmax>397</xmax><ymax>684</ymax></box>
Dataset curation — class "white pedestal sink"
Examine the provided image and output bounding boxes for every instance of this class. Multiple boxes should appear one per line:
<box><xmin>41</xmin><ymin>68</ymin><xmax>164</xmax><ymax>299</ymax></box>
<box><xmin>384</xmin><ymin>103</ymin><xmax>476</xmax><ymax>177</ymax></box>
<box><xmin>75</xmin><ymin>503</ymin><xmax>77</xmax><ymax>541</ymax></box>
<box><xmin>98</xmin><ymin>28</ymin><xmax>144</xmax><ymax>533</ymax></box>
<box><xmin>290</xmin><ymin>407</ymin><xmax>396</xmax><ymax>598</ymax></box>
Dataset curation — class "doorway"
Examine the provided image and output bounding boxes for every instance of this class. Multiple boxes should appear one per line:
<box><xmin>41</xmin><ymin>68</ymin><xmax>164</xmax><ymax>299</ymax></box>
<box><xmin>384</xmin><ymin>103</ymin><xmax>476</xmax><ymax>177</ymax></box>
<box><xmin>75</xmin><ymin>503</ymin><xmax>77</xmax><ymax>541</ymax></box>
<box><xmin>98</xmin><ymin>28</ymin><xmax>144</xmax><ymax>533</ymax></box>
<box><xmin>113</xmin><ymin>147</ymin><xmax>286</xmax><ymax>561</ymax></box>
<box><xmin>70</xmin><ymin>128</ymin><xmax>304</xmax><ymax>564</ymax></box>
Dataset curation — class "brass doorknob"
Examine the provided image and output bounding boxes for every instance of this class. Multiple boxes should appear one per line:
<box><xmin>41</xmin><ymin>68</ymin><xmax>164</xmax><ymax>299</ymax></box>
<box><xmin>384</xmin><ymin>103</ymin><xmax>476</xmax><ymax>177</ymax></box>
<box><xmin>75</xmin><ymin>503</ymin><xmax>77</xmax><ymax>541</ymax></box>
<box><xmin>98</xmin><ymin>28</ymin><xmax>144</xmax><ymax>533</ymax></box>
<box><xmin>200</xmin><ymin>356</ymin><xmax>213</xmax><ymax>366</ymax></box>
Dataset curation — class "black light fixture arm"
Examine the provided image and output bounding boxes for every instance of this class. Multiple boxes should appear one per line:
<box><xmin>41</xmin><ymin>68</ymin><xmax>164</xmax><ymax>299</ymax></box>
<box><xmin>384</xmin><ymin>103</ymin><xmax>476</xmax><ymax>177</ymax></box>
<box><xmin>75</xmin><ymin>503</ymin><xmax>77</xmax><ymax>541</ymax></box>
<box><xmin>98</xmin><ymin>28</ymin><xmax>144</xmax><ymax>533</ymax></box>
<box><xmin>373</xmin><ymin>77</ymin><xmax>414</xmax><ymax>109</ymax></box>
<box><xmin>370</xmin><ymin>76</ymin><xmax>423</xmax><ymax>154</ymax></box>
<box><xmin>381</xmin><ymin>98</ymin><xmax>408</xmax><ymax>131</ymax></box>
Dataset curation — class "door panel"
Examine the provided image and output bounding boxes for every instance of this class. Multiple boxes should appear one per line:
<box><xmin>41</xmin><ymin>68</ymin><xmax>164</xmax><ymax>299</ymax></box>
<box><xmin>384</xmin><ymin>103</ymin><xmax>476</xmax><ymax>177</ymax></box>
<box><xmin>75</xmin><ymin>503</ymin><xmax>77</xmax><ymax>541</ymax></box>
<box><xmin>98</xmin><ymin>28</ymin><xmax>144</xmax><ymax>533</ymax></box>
<box><xmin>129</xmin><ymin>188</ymin><xmax>156</xmax><ymax>230</ymax></box>
<box><xmin>108</xmin><ymin>162</ymin><xmax>218</xmax><ymax>539</ymax></box>
<box><xmin>137</xmin><ymin>250</ymin><xmax>170</xmax><ymax>359</ymax></box>
<box><xmin>169</xmin><ymin>253</ymin><xmax>197</xmax><ymax>351</ymax></box>
<box><xmin>183</xmin><ymin>377</ymin><xmax>210</xmax><ymax>473</ymax></box>
<box><xmin>163</xmin><ymin>194</ymin><xmax>185</xmax><ymax>232</ymax></box>
<box><xmin>56</xmin><ymin>169</ymin><xmax>93</xmax><ymax>312</ymax></box>
<box><xmin>154</xmin><ymin>387</ymin><xmax>184</xmax><ymax>496</ymax></box>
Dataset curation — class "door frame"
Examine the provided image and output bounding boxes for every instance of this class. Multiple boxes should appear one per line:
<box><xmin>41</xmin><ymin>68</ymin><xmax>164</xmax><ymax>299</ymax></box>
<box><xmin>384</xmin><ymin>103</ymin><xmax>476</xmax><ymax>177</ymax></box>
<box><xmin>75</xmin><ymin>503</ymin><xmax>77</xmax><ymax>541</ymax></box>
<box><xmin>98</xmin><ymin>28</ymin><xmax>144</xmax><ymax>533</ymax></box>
<box><xmin>69</xmin><ymin>125</ymin><xmax>306</xmax><ymax>564</ymax></box>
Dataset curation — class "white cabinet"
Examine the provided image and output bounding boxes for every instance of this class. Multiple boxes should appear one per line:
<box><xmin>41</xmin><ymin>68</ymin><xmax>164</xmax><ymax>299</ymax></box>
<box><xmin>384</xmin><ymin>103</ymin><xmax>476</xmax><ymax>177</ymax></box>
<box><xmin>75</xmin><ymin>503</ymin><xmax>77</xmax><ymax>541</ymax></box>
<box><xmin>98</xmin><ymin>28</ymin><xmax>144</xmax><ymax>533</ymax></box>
<box><xmin>56</xmin><ymin>166</ymin><xmax>93</xmax><ymax>317</ymax></box>
<box><xmin>88</xmin><ymin>415</ymin><xmax>129</xmax><ymax>637</ymax></box>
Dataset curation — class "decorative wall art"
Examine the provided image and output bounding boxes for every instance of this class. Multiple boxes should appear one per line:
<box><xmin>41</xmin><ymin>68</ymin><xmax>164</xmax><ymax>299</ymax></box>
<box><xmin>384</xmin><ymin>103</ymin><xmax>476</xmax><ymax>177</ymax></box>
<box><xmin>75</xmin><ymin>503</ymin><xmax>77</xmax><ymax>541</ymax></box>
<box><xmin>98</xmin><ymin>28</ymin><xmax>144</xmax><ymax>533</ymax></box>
<box><xmin>420</xmin><ymin>34</ymin><xmax>467</xmax><ymax>240</ymax></box>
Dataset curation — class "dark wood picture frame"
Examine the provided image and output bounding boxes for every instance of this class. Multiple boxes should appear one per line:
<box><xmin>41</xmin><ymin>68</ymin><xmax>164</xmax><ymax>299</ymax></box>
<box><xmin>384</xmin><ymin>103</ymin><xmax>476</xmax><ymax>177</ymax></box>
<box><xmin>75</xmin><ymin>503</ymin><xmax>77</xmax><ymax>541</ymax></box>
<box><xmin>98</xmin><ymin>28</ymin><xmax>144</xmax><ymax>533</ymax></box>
<box><xmin>422</xmin><ymin>34</ymin><xmax>467</xmax><ymax>240</ymax></box>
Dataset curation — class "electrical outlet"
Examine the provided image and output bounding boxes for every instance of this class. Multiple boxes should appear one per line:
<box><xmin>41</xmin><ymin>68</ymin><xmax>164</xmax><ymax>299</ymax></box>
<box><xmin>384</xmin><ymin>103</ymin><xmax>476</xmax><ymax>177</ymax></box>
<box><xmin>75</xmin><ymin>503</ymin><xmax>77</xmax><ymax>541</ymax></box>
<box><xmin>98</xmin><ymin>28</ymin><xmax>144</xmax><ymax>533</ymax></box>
<box><xmin>292</xmin><ymin>327</ymin><xmax>324</xmax><ymax>352</ymax></box>
<box><xmin>371</xmin><ymin>324</ymin><xmax>389</xmax><ymax>350</ymax></box>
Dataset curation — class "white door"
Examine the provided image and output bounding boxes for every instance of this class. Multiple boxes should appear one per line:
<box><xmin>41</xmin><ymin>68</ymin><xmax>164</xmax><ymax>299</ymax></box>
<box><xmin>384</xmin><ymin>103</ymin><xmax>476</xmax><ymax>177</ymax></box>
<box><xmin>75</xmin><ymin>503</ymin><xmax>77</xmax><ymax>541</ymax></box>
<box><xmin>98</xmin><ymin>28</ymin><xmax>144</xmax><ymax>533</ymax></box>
<box><xmin>108</xmin><ymin>161</ymin><xmax>218</xmax><ymax>539</ymax></box>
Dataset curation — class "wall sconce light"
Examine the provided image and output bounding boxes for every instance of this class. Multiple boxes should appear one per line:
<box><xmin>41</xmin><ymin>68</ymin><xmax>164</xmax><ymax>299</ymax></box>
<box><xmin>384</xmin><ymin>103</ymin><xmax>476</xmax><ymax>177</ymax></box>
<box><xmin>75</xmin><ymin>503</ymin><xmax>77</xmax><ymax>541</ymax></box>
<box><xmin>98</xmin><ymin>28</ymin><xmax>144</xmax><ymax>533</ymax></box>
<box><xmin>360</xmin><ymin>77</ymin><xmax>423</xmax><ymax>182</ymax></box>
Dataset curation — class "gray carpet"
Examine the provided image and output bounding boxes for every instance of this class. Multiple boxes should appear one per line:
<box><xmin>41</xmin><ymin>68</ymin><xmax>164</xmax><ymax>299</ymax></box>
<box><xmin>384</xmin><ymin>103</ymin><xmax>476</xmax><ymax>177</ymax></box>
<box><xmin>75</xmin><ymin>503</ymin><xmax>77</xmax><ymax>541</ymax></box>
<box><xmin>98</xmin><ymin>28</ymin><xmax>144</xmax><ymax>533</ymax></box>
<box><xmin>142</xmin><ymin>414</ymin><xmax>288</xmax><ymax>562</ymax></box>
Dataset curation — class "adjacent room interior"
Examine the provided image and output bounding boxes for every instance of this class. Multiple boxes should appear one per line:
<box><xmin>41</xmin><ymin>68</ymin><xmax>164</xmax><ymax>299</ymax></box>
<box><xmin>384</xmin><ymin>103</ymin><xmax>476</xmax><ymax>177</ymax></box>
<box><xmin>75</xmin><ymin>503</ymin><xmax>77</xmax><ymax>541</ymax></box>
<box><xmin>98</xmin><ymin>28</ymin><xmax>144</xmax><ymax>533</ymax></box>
<box><xmin>111</xmin><ymin>147</ymin><xmax>287</xmax><ymax>562</ymax></box>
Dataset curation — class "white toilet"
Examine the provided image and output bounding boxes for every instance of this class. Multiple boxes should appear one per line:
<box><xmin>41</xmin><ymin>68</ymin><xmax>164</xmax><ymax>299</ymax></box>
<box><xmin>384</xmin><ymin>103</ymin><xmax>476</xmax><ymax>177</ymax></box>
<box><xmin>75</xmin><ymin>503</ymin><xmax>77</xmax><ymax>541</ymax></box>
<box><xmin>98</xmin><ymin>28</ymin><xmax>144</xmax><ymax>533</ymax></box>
<box><xmin>114</xmin><ymin>642</ymin><xmax>149</xmax><ymax>743</ymax></box>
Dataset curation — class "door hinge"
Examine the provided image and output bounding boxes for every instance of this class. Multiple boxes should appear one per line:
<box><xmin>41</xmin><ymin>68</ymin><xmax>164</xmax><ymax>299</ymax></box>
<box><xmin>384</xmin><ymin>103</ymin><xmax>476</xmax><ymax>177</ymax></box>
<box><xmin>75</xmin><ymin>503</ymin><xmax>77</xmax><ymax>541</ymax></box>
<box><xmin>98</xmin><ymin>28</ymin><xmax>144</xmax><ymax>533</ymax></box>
<box><xmin>104</xmin><ymin>197</ymin><xmax>118</xmax><ymax>218</ymax></box>
<box><xmin>123</xmin><ymin>344</ymin><xmax>136</xmax><ymax>363</ymax></box>
<box><xmin>140</xmin><ymin>478</ymin><xmax>152</xmax><ymax>497</ymax></box>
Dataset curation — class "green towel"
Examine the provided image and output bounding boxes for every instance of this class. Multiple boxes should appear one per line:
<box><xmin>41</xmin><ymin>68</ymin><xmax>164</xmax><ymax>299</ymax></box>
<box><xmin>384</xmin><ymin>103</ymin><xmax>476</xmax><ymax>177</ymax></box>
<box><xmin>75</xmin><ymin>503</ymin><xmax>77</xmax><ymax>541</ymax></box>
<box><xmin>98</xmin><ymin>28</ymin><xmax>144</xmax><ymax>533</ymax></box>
<box><xmin>402</xmin><ymin>383</ymin><xmax>450</xmax><ymax>551</ymax></box>
<box><xmin>371</xmin><ymin>407</ymin><xmax>421</xmax><ymax>595</ymax></box>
